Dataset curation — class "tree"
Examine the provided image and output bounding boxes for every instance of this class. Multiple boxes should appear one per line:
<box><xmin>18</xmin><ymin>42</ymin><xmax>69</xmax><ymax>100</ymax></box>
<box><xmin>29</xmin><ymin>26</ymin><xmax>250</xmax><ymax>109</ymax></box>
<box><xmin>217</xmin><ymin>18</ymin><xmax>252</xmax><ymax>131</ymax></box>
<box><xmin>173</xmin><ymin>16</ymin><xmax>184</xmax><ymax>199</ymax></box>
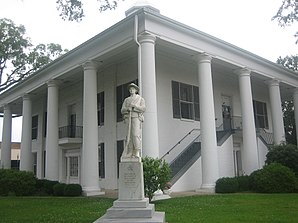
<box><xmin>0</xmin><ymin>18</ymin><xmax>67</xmax><ymax>92</ymax></box>
<box><xmin>272</xmin><ymin>0</ymin><xmax>298</xmax><ymax>43</ymax></box>
<box><xmin>265</xmin><ymin>144</ymin><xmax>298</xmax><ymax>175</ymax></box>
<box><xmin>282</xmin><ymin>100</ymin><xmax>297</xmax><ymax>145</ymax></box>
<box><xmin>56</xmin><ymin>0</ymin><xmax>125</xmax><ymax>22</ymax></box>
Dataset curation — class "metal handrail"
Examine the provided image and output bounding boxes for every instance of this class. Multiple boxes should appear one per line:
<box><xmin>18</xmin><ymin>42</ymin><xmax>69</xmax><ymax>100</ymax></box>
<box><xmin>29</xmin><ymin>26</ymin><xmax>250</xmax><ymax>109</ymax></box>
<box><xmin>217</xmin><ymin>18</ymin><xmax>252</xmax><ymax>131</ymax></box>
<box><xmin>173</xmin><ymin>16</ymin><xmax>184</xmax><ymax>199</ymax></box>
<box><xmin>58</xmin><ymin>125</ymin><xmax>83</xmax><ymax>139</ymax></box>
<box><xmin>160</xmin><ymin>128</ymin><xmax>200</xmax><ymax>160</ymax></box>
<box><xmin>169</xmin><ymin>134</ymin><xmax>201</xmax><ymax>165</ymax></box>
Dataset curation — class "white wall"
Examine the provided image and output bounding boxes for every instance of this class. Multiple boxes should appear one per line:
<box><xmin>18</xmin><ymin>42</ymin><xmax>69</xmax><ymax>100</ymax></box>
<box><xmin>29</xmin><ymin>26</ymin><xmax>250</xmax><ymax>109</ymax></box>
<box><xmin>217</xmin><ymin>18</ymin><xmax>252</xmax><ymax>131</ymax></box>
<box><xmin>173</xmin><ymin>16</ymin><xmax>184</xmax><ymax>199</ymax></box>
<box><xmin>218</xmin><ymin>136</ymin><xmax>235</xmax><ymax>178</ymax></box>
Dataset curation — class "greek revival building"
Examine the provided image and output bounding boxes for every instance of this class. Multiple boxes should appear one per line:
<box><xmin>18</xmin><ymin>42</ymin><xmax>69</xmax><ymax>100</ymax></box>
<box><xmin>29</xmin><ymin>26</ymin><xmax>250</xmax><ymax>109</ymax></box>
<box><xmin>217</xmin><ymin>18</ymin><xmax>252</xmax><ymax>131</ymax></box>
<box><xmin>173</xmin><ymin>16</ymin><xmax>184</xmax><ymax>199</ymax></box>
<box><xmin>1</xmin><ymin>5</ymin><xmax>298</xmax><ymax>195</ymax></box>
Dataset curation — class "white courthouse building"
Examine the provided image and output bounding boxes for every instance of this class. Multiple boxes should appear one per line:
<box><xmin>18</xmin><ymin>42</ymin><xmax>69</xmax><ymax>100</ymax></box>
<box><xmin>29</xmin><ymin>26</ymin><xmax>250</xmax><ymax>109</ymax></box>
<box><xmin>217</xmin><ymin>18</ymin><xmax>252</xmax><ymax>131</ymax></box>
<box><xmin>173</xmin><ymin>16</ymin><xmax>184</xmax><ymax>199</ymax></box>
<box><xmin>1</xmin><ymin>4</ymin><xmax>298</xmax><ymax>195</ymax></box>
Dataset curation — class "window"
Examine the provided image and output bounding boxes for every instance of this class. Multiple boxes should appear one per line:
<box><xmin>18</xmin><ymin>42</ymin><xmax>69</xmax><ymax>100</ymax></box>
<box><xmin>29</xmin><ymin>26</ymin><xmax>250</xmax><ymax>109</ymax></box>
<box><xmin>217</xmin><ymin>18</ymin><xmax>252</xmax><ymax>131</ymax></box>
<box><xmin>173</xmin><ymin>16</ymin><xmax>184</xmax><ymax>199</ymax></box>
<box><xmin>253</xmin><ymin>100</ymin><xmax>269</xmax><ymax>129</ymax></box>
<box><xmin>69</xmin><ymin>156</ymin><xmax>79</xmax><ymax>177</ymax></box>
<box><xmin>172</xmin><ymin>81</ymin><xmax>200</xmax><ymax>120</ymax></box>
<box><xmin>44</xmin><ymin>112</ymin><xmax>47</xmax><ymax>137</ymax></box>
<box><xmin>116</xmin><ymin>80</ymin><xmax>138</xmax><ymax>122</ymax></box>
<box><xmin>117</xmin><ymin>140</ymin><xmax>124</xmax><ymax>178</ymax></box>
<box><xmin>32</xmin><ymin>115</ymin><xmax>38</xmax><ymax>140</ymax></box>
<box><xmin>97</xmin><ymin>92</ymin><xmax>104</xmax><ymax>126</ymax></box>
<box><xmin>33</xmin><ymin>152</ymin><xmax>37</xmax><ymax>176</ymax></box>
<box><xmin>98</xmin><ymin>143</ymin><xmax>105</xmax><ymax>178</ymax></box>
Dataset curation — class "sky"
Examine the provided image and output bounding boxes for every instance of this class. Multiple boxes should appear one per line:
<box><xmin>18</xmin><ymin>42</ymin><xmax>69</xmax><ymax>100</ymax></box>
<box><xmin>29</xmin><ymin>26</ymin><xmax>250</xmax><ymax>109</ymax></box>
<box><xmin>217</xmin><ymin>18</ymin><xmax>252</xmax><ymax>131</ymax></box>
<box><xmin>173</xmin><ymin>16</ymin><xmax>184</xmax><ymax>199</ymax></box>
<box><xmin>0</xmin><ymin>0</ymin><xmax>297</xmax><ymax>142</ymax></box>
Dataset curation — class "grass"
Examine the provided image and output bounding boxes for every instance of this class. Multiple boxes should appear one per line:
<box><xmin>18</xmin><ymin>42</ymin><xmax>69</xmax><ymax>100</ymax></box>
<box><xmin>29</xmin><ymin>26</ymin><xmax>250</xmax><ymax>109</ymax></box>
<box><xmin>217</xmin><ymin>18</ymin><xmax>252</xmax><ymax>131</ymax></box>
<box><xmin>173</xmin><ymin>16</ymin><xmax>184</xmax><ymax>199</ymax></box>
<box><xmin>0</xmin><ymin>193</ymin><xmax>297</xmax><ymax>223</ymax></box>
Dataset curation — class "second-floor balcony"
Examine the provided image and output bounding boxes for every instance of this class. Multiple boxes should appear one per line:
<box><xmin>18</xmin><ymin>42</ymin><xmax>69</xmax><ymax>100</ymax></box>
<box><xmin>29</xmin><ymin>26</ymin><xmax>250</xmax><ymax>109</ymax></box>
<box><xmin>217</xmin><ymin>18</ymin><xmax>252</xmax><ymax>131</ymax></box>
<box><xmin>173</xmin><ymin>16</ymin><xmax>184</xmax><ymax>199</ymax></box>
<box><xmin>58</xmin><ymin>125</ymin><xmax>83</xmax><ymax>145</ymax></box>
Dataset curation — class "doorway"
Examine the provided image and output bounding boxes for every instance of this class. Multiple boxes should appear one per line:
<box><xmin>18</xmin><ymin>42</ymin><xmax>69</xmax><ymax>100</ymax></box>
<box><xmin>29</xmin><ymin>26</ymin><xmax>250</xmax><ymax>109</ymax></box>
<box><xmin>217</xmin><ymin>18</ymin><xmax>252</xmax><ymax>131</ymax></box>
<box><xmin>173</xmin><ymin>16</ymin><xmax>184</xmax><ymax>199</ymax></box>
<box><xmin>222</xmin><ymin>96</ymin><xmax>232</xmax><ymax>130</ymax></box>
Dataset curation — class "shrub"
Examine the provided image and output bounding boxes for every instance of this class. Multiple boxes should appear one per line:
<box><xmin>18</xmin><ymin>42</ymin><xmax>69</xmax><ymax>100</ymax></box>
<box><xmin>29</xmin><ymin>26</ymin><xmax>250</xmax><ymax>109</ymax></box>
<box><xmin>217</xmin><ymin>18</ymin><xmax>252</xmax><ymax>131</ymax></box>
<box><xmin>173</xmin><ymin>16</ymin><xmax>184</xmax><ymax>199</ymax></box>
<box><xmin>236</xmin><ymin>175</ymin><xmax>250</xmax><ymax>192</ymax></box>
<box><xmin>35</xmin><ymin>179</ymin><xmax>59</xmax><ymax>195</ymax></box>
<box><xmin>53</xmin><ymin>183</ymin><xmax>66</xmax><ymax>196</ymax></box>
<box><xmin>142</xmin><ymin>156</ymin><xmax>171</xmax><ymax>201</ymax></box>
<box><xmin>215</xmin><ymin>177</ymin><xmax>239</xmax><ymax>193</ymax></box>
<box><xmin>64</xmin><ymin>184</ymin><xmax>82</xmax><ymax>196</ymax></box>
<box><xmin>266</xmin><ymin>144</ymin><xmax>298</xmax><ymax>175</ymax></box>
<box><xmin>250</xmin><ymin>163</ymin><xmax>296</xmax><ymax>193</ymax></box>
<box><xmin>0</xmin><ymin>169</ymin><xmax>36</xmax><ymax>196</ymax></box>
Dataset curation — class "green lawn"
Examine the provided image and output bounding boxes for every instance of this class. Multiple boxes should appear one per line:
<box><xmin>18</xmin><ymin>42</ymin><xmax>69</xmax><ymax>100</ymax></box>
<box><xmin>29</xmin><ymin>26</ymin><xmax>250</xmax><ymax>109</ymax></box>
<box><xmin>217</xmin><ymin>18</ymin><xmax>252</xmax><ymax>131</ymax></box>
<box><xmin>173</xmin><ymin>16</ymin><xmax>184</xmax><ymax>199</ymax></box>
<box><xmin>0</xmin><ymin>194</ymin><xmax>297</xmax><ymax>223</ymax></box>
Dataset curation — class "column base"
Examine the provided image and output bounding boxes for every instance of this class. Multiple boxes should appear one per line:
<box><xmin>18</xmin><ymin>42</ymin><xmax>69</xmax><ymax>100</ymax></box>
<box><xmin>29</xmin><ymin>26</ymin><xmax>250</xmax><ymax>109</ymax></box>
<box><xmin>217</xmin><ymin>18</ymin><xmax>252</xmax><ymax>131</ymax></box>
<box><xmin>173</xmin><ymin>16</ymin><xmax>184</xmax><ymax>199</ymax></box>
<box><xmin>82</xmin><ymin>188</ymin><xmax>105</xmax><ymax>197</ymax></box>
<box><xmin>198</xmin><ymin>183</ymin><xmax>215</xmax><ymax>193</ymax></box>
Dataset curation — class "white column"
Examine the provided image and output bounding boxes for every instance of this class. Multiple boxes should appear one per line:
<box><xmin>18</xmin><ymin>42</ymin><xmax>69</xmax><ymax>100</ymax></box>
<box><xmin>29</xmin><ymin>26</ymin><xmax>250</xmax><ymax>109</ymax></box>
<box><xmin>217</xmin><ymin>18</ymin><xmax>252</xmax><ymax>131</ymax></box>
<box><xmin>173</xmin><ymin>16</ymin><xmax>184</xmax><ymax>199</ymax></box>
<box><xmin>196</xmin><ymin>54</ymin><xmax>219</xmax><ymax>190</ymax></box>
<box><xmin>139</xmin><ymin>33</ymin><xmax>159</xmax><ymax>158</ymax></box>
<box><xmin>268</xmin><ymin>79</ymin><xmax>285</xmax><ymax>144</ymax></box>
<box><xmin>45</xmin><ymin>80</ymin><xmax>59</xmax><ymax>180</ymax></box>
<box><xmin>1</xmin><ymin>105</ymin><xmax>12</xmax><ymax>169</ymax></box>
<box><xmin>293</xmin><ymin>88</ymin><xmax>298</xmax><ymax>145</ymax></box>
<box><xmin>81</xmin><ymin>60</ymin><xmax>101</xmax><ymax>196</ymax></box>
<box><xmin>104</xmin><ymin>69</ymin><xmax>118</xmax><ymax>189</ymax></box>
<box><xmin>20</xmin><ymin>94</ymin><xmax>33</xmax><ymax>171</ymax></box>
<box><xmin>236</xmin><ymin>68</ymin><xmax>259</xmax><ymax>174</ymax></box>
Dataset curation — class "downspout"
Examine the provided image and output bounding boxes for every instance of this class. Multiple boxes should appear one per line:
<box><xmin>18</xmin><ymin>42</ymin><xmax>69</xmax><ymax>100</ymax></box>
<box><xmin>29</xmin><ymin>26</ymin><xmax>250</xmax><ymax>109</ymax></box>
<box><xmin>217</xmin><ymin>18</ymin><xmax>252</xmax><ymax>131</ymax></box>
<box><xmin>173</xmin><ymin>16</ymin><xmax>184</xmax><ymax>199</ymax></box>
<box><xmin>134</xmin><ymin>14</ymin><xmax>143</xmax><ymax>157</ymax></box>
<box><xmin>134</xmin><ymin>14</ymin><xmax>142</xmax><ymax>96</ymax></box>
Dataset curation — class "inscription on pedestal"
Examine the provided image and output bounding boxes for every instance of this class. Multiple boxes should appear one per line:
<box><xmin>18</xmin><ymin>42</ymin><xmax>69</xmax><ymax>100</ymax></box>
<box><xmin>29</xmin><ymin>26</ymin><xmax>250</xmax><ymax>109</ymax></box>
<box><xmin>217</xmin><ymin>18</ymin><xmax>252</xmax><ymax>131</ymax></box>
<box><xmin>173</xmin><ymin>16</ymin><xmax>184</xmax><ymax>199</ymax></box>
<box><xmin>124</xmin><ymin>170</ymin><xmax>137</xmax><ymax>188</ymax></box>
<box><xmin>119</xmin><ymin>162</ymin><xmax>144</xmax><ymax>200</ymax></box>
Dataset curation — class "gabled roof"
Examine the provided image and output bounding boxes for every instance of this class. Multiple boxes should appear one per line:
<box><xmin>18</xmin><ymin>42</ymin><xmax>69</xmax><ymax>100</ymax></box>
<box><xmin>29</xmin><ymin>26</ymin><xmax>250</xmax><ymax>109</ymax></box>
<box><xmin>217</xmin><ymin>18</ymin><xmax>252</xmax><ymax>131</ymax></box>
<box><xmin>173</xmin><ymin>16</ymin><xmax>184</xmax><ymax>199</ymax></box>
<box><xmin>0</xmin><ymin>5</ymin><xmax>297</xmax><ymax>108</ymax></box>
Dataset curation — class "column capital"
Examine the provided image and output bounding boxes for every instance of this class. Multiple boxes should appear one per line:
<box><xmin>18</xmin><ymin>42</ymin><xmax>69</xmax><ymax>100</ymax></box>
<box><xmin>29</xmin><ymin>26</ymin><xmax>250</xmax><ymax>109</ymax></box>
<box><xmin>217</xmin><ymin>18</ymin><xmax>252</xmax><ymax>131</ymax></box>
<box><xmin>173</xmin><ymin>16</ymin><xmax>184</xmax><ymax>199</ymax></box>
<box><xmin>46</xmin><ymin>79</ymin><xmax>60</xmax><ymax>88</ymax></box>
<box><xmin>195</xmin><ymin>53</ymin><xmax>212</xmax><ymax>64</ymax></box>
<box><xmin>234</xmin><ymin>68</ymin><xmax>251</xmax><ymax>77</ymax></box>
<box><xmin>267</xmin><ymin>78</ymin><xmax>280</xmax><ymax>87</ymax></box>
<box><xmin>138</xmin><ymin>33</ymin><xmax>156</xmax><ymax>44</ymax></box>
<box><xmin>22</xmin><ymin>94</ymin><xmax>31</xmax><ymax>101</ymax></box>
<box><xmin>3</xmin><ymin>104</ymin><xmax>11</xmax><ymax>110</ymax></box>
<box><xmin>82</xmin><ymin>60</ymin><xmax>102</xmax><ymax>71</ymax></box>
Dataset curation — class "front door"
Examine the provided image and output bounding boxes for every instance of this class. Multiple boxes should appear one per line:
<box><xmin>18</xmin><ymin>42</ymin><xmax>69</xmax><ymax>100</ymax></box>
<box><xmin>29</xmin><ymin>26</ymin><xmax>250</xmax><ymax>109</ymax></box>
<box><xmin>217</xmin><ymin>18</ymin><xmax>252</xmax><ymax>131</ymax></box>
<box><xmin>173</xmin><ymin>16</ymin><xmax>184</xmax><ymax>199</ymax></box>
<box><xmin>65</xmin><ymin>151</ymin><xmax>80</xmax><ymax>184</ymax></box>
<box><xmin>68</xmin><ymin>104</ymin><xmax>76</xmax><ymax>138</ymax></box>
<box><xmin>222</xmin><ymin>96</ymin><xmax>232</xmax><ymax>130</ymax></box>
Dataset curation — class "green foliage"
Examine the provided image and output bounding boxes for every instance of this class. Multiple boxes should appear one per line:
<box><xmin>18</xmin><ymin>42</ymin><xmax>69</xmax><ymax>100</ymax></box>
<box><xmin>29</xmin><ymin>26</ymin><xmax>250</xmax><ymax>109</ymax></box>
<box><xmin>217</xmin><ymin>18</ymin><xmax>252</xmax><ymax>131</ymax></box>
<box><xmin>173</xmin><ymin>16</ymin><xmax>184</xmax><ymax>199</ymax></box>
<box><xmin>56</xmin><ymin>0</ymin><xmax>123</xmax><ymax>22</ymax></box>
<box><xmin>215</xmin><ymin>177</ymin><xmax>239</xmax><ymax>193</ymax></box>
<box><xmin>272</xmin><ymin>0</ymin><xmax>298</xmax><ymax>43</ymax></box>
<box><xmin>142</xmin><ymin>156</ymin><xmax>171</xmax><ymax>201</ymax></box>
<box><xmin>250</xmin><ymin>163</ymin><xmax>296</xmax><ymax>193</ymax></box>
<box><xmin>0</xmin><ymin>169</ymin><xmax>36</xmax><ymax>196</ymax></box>
<box><xmin>266</xmin><ymin>144</ymin><xmax>298</xmax><ymax>175</ymax></box>
<box><xmin>236</xmin><ymin>175</ymin><xmax>250</xmax><ymax>192</ymax></box>
<box><xmin>215</xmin><ymin>175</ymin><xmax>250</xmax><ymax>193</ymax></box>
<box><xmin>35</xmin><ymin>179</ymin><xmax>59</xmax><ymax>195</ymax></box>
<box><xmin>2</xmin><ymin>194</ymin><xmax>298</xmax><ymax>223</ymax></box>
<box><xmin>277</xmin><ymin>55</ymin><xmax>298</xmax><ymax>72</ymax></box>
<box><xmin>280</xmin><ymin>100</ymin><xmax>297</xmax><ymax>145</ymax></box>
<box><xmin>0</xmin><ymin>18</ymin><xmax>67</xmax><ymax>92</ymax></box>
<box><xmin>53</xmin><ymin>183</ymin><xmax>67</xmax><ymax>196</ymax></box>
<box><xmin>64</xmin><ymin>184</ymin><xmax>82</xmax><ymax>196</ymax></box>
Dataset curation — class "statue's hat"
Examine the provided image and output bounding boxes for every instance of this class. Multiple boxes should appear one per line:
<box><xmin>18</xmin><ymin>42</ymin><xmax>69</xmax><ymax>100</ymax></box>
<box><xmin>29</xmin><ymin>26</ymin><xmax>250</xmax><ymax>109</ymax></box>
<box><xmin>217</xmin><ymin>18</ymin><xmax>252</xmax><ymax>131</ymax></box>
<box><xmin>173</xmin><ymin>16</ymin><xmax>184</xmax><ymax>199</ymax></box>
<box><xmin>127</xmin><ymin>83</ymin><xmax>139</xmax><ymax>92</ymax></box>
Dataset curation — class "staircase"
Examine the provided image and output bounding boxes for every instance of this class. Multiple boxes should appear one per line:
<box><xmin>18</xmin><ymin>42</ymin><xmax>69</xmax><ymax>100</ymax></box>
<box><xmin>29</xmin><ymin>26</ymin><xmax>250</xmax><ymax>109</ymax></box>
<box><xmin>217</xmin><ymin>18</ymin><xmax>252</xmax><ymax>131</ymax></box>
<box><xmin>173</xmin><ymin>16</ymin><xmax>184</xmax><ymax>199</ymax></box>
<box><xmin>162</xmin><ymin>128</ymin><xmax>233</xmax><ymax>185</ymax></box>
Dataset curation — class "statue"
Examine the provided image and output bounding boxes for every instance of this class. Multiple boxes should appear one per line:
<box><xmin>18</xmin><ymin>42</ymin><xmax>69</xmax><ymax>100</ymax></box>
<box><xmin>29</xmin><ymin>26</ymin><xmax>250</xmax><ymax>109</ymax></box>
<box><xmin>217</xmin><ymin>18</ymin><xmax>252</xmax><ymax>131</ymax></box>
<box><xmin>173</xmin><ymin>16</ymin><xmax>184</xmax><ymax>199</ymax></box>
<box><xmin>121</xmin><ymin>83</ymin><xmax>146</xmax><ymax>159</ymax></box>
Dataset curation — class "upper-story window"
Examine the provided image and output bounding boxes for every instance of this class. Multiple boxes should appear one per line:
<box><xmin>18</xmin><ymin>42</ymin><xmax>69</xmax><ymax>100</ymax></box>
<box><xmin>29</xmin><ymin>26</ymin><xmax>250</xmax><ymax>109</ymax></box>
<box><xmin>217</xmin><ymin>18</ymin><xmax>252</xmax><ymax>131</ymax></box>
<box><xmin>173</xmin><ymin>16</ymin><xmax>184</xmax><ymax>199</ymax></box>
<box><xmin>116</xmin><ymin>79</ymin><xmax>138</xmax><ymax>122</ymax></box>
<box><xmin>253</xmin><ymin>100</ymin><xmax>268</xmax><ymax>129</ymax></box>
<box><xmin>97</xmin><ymin>92</ymin><xmax>104</xmax><ymax>126</ymax></box>
<box><xmin>172</xmin><ymin>81</ymin><xmax>200</xmax><ymax>121</ymax></box>
<box><xmin>32</xmin><ymin>115</ymin><xmax>38</xmax><ymax>140</ymax></box>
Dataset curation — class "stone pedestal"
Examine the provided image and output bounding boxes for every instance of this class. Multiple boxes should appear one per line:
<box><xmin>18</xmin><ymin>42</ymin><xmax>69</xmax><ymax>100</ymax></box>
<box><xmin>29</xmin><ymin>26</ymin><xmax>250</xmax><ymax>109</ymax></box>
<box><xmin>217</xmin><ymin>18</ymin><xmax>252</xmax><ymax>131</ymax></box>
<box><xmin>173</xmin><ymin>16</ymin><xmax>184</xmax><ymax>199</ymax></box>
<box><xmin>94</xmin><ymin>161</ymin><xmax>165</xmax><ymax>223</ymax></box>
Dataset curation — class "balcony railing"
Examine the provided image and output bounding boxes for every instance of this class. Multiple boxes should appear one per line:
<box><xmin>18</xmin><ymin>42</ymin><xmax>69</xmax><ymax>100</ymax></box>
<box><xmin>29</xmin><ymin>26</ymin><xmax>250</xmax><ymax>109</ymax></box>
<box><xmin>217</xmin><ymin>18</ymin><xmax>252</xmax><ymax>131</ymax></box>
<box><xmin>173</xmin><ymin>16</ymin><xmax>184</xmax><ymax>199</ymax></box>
<box><xmin>59</xmin><ymin>125</ymin><xmax>83</xmax><ymax>139</ymax></box>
